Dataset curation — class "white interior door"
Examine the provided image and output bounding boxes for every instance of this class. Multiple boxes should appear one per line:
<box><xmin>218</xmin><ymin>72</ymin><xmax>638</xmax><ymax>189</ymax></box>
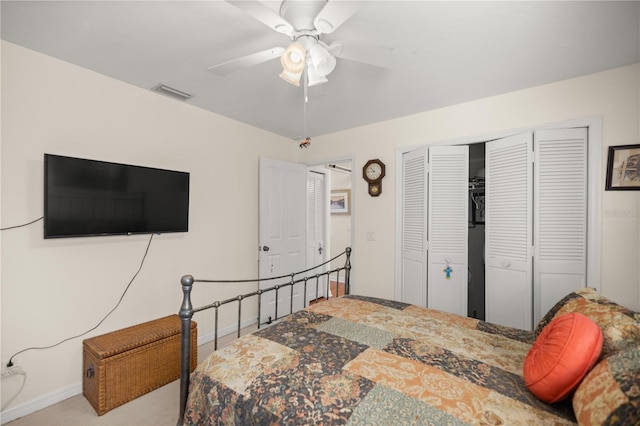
<box><xmin>400</xmin><ymin>147</ymin><xmax>428</xmax><ymax>306</ymax></box>
<box><xmin>534</xmin><ymin>128</ymin><xmax>588</xmax><ymax>324</ymax></box>
<box><xmin>306</xmin><ymin>168</ymin><xmax>329</xmax><ymax>302</ymax></box>
<box><xmin>427</xmin><ymin>145</ymin><xmax>469</xmax><ymax>316</ymax></box>
<box><xmin>259</xmin><ymin>157</ymin><xmax>307</xmax><ymax>323</ymax></box>
<box><xmin>485</xmin><ymin>132</ymin><xmax>533</xmax><ymax>330</ymax></box>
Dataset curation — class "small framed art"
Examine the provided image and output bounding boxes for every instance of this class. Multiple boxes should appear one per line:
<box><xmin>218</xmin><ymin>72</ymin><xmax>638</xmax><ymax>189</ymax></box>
<box><xmin>605</xmin><ymin>144</ymin><xmax>640</xmax><ymax>190</ymax></box>
<box><xmin>330</xmin><ymin>189</ymin><xmax>351</xmax><ymax>214</ymax></box>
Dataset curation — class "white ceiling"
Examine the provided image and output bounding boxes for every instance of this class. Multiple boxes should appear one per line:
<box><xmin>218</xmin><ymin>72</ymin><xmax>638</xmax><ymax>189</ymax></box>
<box><xmin>2</xmin><ymin>1</ymin><xmax>639</xmax><ymax>140</ymax></box>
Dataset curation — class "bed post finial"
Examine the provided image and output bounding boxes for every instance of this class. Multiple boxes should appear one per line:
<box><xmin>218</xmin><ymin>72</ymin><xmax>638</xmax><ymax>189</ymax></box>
<box><xmin>181</xmin><ymin>274</ymin><xmax>194</xmax><ymax>287</ymax></box>
<box><xmin>178</xmin><ymin>275</ymin><xmax>194</xmax><ymax>426</ymax></box>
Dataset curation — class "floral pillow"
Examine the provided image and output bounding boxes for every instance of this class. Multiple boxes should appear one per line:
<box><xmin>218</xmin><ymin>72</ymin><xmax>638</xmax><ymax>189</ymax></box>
<box><xmin>572</xmin><ymin>344</ymin><xmax>640</xmax><ymax>425</ymax></box>
<box><xmin>535</xmin><ymin>288</ymin><xmax>640</xmax><ymax>359</ymax></box>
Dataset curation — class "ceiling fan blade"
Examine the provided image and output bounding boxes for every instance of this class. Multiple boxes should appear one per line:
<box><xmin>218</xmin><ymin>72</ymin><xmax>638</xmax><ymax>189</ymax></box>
<box><xmin>228</xmin><ymin>1</ymin><xmax>294</xmax><ymax>35</ymax></box>
<box><xmin>313</xmin><ymin>1</ymin><xmax>362</xmax><ymax>34</ymax></box>
<box><xmin>208</xmin><ymin>47</ymin><xmax>285</xmax><ymax>76</ymax></box>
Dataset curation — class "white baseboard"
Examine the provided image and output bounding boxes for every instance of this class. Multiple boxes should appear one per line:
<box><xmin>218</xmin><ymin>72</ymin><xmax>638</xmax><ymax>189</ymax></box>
<box><xmin>0</xmin><ymin>383</ymin><xmax>82</xmax><ymax>425</ymax></box>
<box><xmin>197</xmin><ymin>317</ymin><xmax>258</xmax><ymax>346</ymax></box>
<box><xmin>0</xmin><ymin>318</ymin><xmax>258</xmax><ymax>424</ymax></box>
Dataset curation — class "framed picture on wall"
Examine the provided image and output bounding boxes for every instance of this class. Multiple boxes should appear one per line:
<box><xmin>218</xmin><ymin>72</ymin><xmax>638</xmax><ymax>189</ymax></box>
<box><xmin>330</xmin><ymin>189</ymin><xmax>351</xmax><ymax>215</ymax></box>
<box><xmin>605</xmin><ymin>144</ymin><xmax>640</xmax><ymax>190</ymax></box>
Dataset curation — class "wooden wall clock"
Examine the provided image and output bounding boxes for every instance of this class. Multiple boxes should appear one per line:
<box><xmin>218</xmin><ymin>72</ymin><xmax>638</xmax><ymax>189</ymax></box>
<box><xmin>363</xmin><ymin>159</ymin><xmax>385</xmax><ymax>196</ymax></box>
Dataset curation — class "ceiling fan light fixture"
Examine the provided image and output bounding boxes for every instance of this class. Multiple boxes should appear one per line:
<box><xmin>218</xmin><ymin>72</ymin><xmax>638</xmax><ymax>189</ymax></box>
<box><xmin>307</xmin><ymin>64</ymin><xmax>328</xmax><ymax>87</ymax></box>
<box><xmin>281</xmin><ymin>42</ymin><xmax>306</xmax><ymax>73</ymax></box>
<box><xmin>279</xmin><ymin>69</ymin><xmax>302</xmax><ymax>86</ymax></box>
<box><xmin>309</xmin><ymin>43</ymin><xmax>336</xmax><ymax>76</ymax></box>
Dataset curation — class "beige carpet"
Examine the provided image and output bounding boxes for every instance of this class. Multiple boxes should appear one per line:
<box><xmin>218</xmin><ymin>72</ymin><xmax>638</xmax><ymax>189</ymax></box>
<box><xmin>6</xmin><ymin>327</ymin><xmax>257</xmax><ymax>426</ymax></box>
<box><xmin>6</xmin><ymin>379</ymin><xmax>182</xmax><ymax>426</ymax></box>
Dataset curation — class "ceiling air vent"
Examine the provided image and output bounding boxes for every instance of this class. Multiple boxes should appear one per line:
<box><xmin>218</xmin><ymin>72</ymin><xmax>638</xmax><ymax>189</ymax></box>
<box><xmin>151</xmin><ymin>83</ymin><xmax>192</xmax><ymax>101</ymax></box>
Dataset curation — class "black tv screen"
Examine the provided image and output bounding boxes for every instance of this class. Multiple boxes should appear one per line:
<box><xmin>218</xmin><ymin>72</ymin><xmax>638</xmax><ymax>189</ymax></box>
<box><xmin>44</xmin><ymin>154</ymin><xmax>189</xmax><ymax>238</ymax></box>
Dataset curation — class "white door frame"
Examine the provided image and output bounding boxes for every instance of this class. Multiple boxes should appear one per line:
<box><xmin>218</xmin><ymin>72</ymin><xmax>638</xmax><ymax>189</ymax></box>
<box><xmin>394</xmin><ymin>116</ymin><xmax>602</xmax><ymax>302</ymax></box>
<box><xmin>305</xmin><ymin>155</ymin><xmax>357</xmax><ymax>292</ymax></box>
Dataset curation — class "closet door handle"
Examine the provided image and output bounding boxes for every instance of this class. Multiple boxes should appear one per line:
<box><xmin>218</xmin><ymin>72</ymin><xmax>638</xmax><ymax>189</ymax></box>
<box><xmin>501</xmin><ymin>260</ymin><xmax>511</xmax><ymax>268</ymax></box>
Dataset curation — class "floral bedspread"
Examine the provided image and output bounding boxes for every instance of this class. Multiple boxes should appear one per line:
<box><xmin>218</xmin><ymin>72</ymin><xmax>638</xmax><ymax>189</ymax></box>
<box><xmin>183</xmin><ymin>295</ymin><xmax>576</xmax><ymax>425</ymax></box>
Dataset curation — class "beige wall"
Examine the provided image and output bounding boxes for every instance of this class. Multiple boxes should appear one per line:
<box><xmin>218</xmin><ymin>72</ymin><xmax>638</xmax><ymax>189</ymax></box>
<box><xmin>1</xmin><ymin>41</ymin><xmax>296</xmax><ymax>416</ymax></box>
<box><xmin>301</xmin><ymin>64</ymin><xmax>640</xmax><ymax>313</ymax></box>
<box><xmin>2</xmin><ymin>40</ymin><xmax>639</xmax><ymax>418</ymax></box>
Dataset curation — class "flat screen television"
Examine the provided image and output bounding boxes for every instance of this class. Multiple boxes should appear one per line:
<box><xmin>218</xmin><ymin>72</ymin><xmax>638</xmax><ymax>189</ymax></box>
<box><xmin>44</xmin><ymin>154</ymin><xmax>190</xmax><ymax>238</ymax></box>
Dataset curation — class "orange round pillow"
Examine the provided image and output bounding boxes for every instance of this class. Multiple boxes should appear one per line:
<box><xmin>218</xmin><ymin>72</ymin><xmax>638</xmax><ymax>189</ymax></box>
<box><xmin>523</xmin><ymin>312</ymin><xmax>603</xmax><ymax>403</ymax></box>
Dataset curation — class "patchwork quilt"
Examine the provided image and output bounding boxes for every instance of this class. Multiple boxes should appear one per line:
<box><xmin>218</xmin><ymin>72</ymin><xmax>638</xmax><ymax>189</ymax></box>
<box><xmin>183</xmin><ymin>295</ymin><xmax>576</xmax><ymax>425</ymax></box>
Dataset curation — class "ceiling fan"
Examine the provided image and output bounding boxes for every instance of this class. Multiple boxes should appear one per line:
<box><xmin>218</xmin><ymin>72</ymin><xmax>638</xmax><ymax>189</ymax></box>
<box><xmin>208</xmin><ymin>0</ymin><xmax>370</xmax><ymax>87</ymax></box>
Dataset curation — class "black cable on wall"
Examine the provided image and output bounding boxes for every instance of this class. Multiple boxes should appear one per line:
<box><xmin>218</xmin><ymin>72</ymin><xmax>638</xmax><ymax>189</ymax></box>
<box><xmin>2</xmin><ymin>218</ymin><xmax>155</xmax><ymax>367</ymax></box>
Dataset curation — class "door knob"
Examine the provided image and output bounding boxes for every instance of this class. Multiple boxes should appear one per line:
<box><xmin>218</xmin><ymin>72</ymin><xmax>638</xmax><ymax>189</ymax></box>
<box><xmin>262</xmin><ymin>246</ymin><xmax>270</xmax><ymax>252</ymax></box>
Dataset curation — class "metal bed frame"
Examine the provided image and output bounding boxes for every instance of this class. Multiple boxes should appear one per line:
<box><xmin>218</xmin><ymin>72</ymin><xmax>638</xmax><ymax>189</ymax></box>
<box><xmin>177</xmin><ymin>247</ymin><xmax>352</xmax><ymax>425</ymax></box>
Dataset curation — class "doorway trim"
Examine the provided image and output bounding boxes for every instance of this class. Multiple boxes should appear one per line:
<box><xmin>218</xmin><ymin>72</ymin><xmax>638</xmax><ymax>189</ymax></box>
<box><xmin>305</xmin><ymin>155</ymin><xmax>357</xmax><ymax>293</ymax></box>
<box><xmin>394</xmin><ymin>116</ymin><xmax>602</xmax><ymax>302</ymax></box>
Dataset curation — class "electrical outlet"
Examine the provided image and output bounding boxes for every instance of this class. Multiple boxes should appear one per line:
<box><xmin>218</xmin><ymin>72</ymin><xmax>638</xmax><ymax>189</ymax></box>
<box><xmin>1</xmin><ymin>364</ymin><xmax>25</xmax><ymax>379</ymax></box>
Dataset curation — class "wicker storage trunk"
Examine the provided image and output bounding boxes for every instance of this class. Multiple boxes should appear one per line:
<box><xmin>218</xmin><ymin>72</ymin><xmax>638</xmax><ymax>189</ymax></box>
<box><xmin>83</xmin><ymin>315</ymin><xmax>197</xmax><ymax>415</ymax></box>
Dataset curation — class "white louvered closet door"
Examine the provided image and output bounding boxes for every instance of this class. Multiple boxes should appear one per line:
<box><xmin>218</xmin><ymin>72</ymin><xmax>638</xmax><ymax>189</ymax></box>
<box><xmin>306</xmin><ymin>169</ymin><xmax>327</xmax><ymax>302</ymax></box>
<box><xmin>428</xmin><ymin>145</ymin><xmax>469</xmax><ymax>316</ymax></box>
<box><xmin>401</xmin><ymin>147</ymin><xmax>428</xmax><ymax>306</ymax></box>
<box><xmin>534</xmin><ymin>128</ymin><xmax>588</xmax><ymax>324</ymax></box>
<box><xmin>485</xmin><ymin>133</ymin><xmax>533</xmax><ymax>330</ymax></box>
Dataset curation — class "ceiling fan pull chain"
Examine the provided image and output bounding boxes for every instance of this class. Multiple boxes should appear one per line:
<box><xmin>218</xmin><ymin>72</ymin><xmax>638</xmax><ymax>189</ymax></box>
<box><xmin>303</xmin><ymin>72</ymin><xmax>308</xmax><ymax>138</ymax></box>
<box><xmin>299</xmin><ymin>71</ymin><xmax>311</xmax><ymax>149</ymax></box>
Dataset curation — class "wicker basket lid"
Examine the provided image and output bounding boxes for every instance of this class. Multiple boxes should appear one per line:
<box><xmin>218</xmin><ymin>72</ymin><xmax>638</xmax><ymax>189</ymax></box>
<box><xmin>83</xmin><ymin>315</ymin><xmax>196</xmax><ymax>359</ymax></box>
